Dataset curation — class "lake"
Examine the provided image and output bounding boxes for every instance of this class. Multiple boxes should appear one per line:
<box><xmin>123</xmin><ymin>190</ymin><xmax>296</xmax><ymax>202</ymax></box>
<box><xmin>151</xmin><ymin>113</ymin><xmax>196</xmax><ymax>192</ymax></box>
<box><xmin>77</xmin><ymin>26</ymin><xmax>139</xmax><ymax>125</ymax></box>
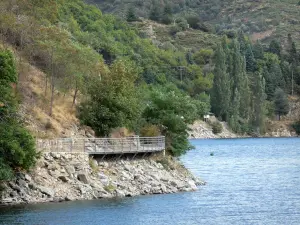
<box><xmin>1</xmin><ymin>138</ymin><xmax>300</xmax><ymax>225</ymax></box>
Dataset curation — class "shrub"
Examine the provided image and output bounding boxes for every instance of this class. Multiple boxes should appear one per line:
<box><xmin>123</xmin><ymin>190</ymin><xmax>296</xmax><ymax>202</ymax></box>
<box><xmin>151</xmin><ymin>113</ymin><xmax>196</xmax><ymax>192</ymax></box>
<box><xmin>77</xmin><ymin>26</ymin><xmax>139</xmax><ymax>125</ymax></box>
<box><xmin>169</xmin><ymin>25</ymin><xmax>181</xmax><ymax>35</ymax></box>
<box><xmin>140</xmin><ymin>124</ymin><xmax>161</xmax><ymax>137</ymax></box>
<box><xmin>292</xmin><ymin>121</ymin><xmax>300</xmax><ymax>135</ymax></box>
<box><xmin>0</xmin><ymin>158</ymin><xmax>14</xmax><ymax>181</ymax></box>
<box><xmin>212</xmin><ymin>121</ymin><xmax>223</xmax><ymax>134</ymax></box>
<box><xmin>0</xmin><ymin>50</ymin><xmax>38</xmax><ymax>181</ymax></box>
<box><xmin>104</xmin><ymin>183</ymin><xmax>116</xmax><ymax>193</ymax></box>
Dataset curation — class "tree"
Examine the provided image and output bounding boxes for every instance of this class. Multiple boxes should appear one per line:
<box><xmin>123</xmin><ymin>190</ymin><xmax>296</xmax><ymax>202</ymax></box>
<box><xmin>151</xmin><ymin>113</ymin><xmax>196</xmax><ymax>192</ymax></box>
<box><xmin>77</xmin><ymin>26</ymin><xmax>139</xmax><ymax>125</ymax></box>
<box><xmin>78</xmin><ymin>59</ymin><xmax>141</xmax><ymax>136</ymax></box>
<box><xmin>228</xmin><ymin>88</ymin><xmax>241</xmax><ymax>133</ymax></box>
<box><xmin>149</xmin><ymin>4</ymin><xmax>161</xmax><ymax>22</ymax></box>
<box><xmin>250</xmin><ymin>71</ymin><xmax>266</xmax><ymax>133</ymax></box>
<box><xmin>245</xmin><ymin>44</ymin><xmax>257</xmax><ymax>72</ymax></box>
<box><xmin>186</xmin><ymin>15</ymin><xmax>200</xmax><ymax>29</ymax></box>
<box><xmin>253</xmin><ymin>41</ymin><xmax>264</xmax><ymax>60</ymax></box>
<box><xmin>142</xmin><ymin>85</ymin><xmax>204</xmax><ymax>156</ymax></box>
<box><xmin>274</xmin><ymin>88</ymin><xmax>289</xmax><ymax>120</ymax></box>
<box><xmin>211</xmin><ymin>43</ymin><xmax>231</xmax><ymax>120</ymax></box>
<box><xmin>161</xmin><ymin>5</ymin><xmax>173</xmax><ymax>24</ymax></box>
<box><xmin>268</xmin><ymin>40</ymin><xmax>281</xmax><ymax>57</ymax></box>
<box><xmin>126</xmin><ymin>7</ymin><xmax>138</xmax><ymax>22</ymax></box>
<box><xmin>0</xmin><ymin>50</ymin><xmax>37</xmax><ymax>181</ymax></box>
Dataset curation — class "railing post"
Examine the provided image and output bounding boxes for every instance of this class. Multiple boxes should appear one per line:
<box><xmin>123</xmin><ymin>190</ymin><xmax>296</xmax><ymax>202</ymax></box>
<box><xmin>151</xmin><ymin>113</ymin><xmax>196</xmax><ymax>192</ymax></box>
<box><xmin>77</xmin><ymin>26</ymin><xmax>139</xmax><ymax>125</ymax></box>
<box><xmin>70</xmin><ymin>138</ymin><xmax>73</xmax><ymax>152</ymax></box>
<box><xmin>83</xmin><ymin>139</ymin><xmax>85</xmax><ymax>152</ymax></box>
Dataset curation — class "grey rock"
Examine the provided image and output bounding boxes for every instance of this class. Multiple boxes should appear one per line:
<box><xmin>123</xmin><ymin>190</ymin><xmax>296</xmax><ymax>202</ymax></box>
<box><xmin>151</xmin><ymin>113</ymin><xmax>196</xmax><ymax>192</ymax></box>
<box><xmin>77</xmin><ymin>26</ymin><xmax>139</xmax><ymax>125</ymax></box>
<box><xmin>38</xmin><ymin>186</ymin><xmax>55</xmax><ymax>197</ymax></box>
<box><xmin>24</xmin><ymin>174</ymin><xmax>32</xmax><ymax>182</ymax></box>
<box><xmin>17</xmin><ymin>179</ymin><xmax>28</xmax><ymax>188</ymax></box>
<box><xmin>116</xmin><ymin>190</ymin><xmax>125</xmax><ymax>198</ymax></box>
<box><xmin>65</xmin><ymin>165</ymin><xmax>75</xmax><ymax>175</ymax></box>
<box><xmin>100</xmin><ymin>178</ymin><xmax>110</xmax><ymax>186</ymax></box>
<box><xmin>58</xmin><ymin>176</ymin><xmax>69</xmax><ymax>183</ymax></box>
<box><xmin>78</xmin><ymin>174</ymin><xmax>89</xmax><ymax>184</ymax></box>
<box><xmin>9</xmin><ymin>183</ymin><xmax>21</xmax><ymax>192</ymax></box>
<box><xmin>10</xmin><ymin>191</ymin><xmax>18</xmax><ymax>198</ymax></box>
<box><xmin>124</xmin><ymin>165</ymin><xmax>131</xmax><ymax>171</ymax></box>
<box><xmin>187</xmin><ymin>180</ymin><xmax>197</xmax><ymax>191</ymax></box>
<box><xmin>98</xmin><ymin>173</ymin><xmax>108</xmax><ymax>180</ymax></box>
<box><xmin>91</xmin><ymin>159</ymin><xmax>98</xmax><ymax>167</ymax></box>
<box><xmin>1</xmin><ymin>198</ymin><xmax>14</xmax><ymax>204</ymax></box>
<box><xmin>28</xmin><ymin>183</ymin><xmax>37</xmax><ymax>190</ymax></box>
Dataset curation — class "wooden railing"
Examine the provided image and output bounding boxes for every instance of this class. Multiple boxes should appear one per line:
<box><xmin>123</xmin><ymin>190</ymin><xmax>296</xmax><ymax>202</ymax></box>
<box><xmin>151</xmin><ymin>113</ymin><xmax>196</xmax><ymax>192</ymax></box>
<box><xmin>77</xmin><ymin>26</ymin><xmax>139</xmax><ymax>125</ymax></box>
<box><xmin>36</xmin><ymin>136</ymin><xmax>165</xmax><ymax>154</ymax></box>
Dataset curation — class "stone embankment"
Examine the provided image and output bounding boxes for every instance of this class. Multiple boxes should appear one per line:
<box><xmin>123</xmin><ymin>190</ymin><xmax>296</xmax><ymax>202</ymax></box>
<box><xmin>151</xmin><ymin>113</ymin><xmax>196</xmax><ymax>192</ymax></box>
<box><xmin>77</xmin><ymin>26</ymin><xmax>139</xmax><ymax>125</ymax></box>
<box><xmin>0</xmin><ymin>153</ymin><xmax>204</xmax><ymax>205</ymax></box>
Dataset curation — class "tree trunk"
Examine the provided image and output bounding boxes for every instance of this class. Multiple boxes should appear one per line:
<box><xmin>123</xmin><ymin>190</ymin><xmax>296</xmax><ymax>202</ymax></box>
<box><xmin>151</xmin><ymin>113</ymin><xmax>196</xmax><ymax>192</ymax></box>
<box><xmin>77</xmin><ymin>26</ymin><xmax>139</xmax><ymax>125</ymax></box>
<box><xmin>44</xmin><ymin>76</ymin><xmax>48</xmax><ymax>97</ymax></box>
<box><xmin>49</xmin><ymin>48</ymin><xmax>54</xmax><ymax>116</ymax></box>
<box><xmin>49</xmin><ymin>75</ymin><xmax>54</xmax><ymax>116</ymax></box>
<box><xmin>72</xmin><ymin>82</ymin><xmax>79</xmax><ymax>107</ymax></box>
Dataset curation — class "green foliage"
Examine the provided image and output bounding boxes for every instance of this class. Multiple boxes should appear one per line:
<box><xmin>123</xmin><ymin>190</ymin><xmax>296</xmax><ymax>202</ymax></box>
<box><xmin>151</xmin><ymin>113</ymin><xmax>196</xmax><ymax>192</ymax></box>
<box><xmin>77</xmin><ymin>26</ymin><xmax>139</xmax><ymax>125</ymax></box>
<box><xmin>140</xmin><ymin>124</ymin><xmax>161</xmax><ymax>137</ymax></box>
<box><xmin>250</xmin><ymin>71</ymin><xmax>267</xmax><ymax>133</ymax></box>
<box><xmin>292</xmin><ymin>121</ymin><xmax>300</xmax><ymax>135</ymax></box>
<box><xmin>211</xmin><ymin>121</ymin><xmax>223</xmax><ymax>134</ymax></box>
<box><xmin>0</xmin><ymin>50</ymin><xmax>38</xmax><ymax>181</ymax></box>
<box><xmin>79</xmin><ymin>59</ymin><xmax>141</xmax><ymax>136</ymax></box>
<box><xmin>186</xmin><ymin>16</ymin><xmax>200</xmax><ymax>29</ymax></box>
<box><xmin>211</xmin><ymin>42</ymin><xmax>231</xmax><ymax>120</ymax></box>
<box><xmin>126</xmin><ymin>7</ymin><xmax>139</xmax><ymax>22</ymax></box>
<box><xmin>141</xmin><ymin>85</ymin><xmax>207</xmax><ymax>156</ymax></box>
<box><xmin>274</xmin><ymin>88</ymin><xmax>290</xmax><ymax>120</ymax></box>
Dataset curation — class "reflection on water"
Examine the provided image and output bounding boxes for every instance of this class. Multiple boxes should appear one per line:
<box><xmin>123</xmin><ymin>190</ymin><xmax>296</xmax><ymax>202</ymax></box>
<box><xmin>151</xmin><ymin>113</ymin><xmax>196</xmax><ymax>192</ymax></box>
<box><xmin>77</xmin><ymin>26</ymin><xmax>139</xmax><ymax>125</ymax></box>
<box><xmin>1</xmin><ymin>138</ymin><xmax>300</xmax><ymax>225</ymax></box>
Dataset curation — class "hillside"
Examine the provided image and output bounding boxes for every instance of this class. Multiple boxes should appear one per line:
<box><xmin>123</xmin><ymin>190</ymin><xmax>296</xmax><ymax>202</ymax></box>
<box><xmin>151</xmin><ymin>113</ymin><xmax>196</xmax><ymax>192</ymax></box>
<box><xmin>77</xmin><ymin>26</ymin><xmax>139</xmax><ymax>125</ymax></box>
<box><xmin>90</xmin><ymin>0</ymin><xmax>300</xmax><ymax>47</ymax></box>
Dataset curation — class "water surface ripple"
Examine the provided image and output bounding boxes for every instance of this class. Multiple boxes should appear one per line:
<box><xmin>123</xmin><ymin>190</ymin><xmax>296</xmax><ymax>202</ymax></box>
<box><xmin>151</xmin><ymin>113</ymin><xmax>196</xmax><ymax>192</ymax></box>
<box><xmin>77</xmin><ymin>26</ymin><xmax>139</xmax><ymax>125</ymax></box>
<box><xmin>1</xmin><ymin>138</ymin><xmax>300</xmax><ymax>225</ymax></box>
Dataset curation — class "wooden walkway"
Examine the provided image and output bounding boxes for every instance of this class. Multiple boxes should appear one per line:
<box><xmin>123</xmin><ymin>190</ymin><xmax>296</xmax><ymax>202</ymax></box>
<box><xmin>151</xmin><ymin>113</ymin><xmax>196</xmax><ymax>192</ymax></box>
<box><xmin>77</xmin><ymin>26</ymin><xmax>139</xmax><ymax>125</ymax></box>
<box><xmin>37</xmin><ymin>136</ymin><xmax>165</xmax><ymax>155</ymax></box>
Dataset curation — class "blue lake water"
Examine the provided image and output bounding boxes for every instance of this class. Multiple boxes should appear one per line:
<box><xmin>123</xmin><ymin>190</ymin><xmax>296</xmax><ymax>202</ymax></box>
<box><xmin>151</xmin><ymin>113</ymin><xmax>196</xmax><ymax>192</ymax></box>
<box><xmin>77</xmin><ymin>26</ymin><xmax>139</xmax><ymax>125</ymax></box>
<box><xmin>1</xmin><ymin>138</ymin><xmax>300</xmax><ymax>225</ymax></box>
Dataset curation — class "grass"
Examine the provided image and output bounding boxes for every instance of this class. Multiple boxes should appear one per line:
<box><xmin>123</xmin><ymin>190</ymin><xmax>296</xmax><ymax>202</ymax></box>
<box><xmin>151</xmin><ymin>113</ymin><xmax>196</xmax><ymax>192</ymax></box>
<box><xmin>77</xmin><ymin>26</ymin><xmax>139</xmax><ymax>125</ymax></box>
<box><xmin>89</xmin><ymin>158</ymin><xmax>99</xmax><ymax>173</ymax></box>
<box><xmin>104</xmin><ymin>183</ymin><xmax>116</xmax><ymax>193</ymax></box>
<box><xmin>15</xmin><ymin>54</ymin><xmax>80</xmax><ymax>139</ymax></box>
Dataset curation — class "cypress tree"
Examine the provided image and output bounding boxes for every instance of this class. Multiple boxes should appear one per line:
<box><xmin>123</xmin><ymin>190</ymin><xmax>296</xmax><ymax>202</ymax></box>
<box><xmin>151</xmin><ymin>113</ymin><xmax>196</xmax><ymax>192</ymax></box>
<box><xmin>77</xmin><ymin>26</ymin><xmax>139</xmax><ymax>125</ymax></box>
<box><xmin>231</xmin><ymin>39</ymin><xmax>251</xmax><ymax>121</ymax></box>
<box><xmin>211</xmin><ymin>44</ymin><xmax>231</xmax><ymax>120</ymax></box>
<box><xmin>253</xmin><ymin>41</ymin><xmax>264</xmax><ymax>60</ymax></box>
<box><xmin>149</xmin><ymin>4</ymin><xmax>161</xmax><ymax>22</ymax></box>
<box><xmin>126</xmin><ymin>7</ymin><xmax>138</xmax><ymax>22</ymax></box>
<box><xmin>268</xmin><ymin>40</ymin><xmax>281</xmax><ymax>57</ymax></box>
<box><xmin>228</xmin><ymin>88</ymin><xmax>241</xmax><ymax>133</ymax></box>
<box><xmin>239</xmin><ymin>56</ymin><xmax>251</xmax><ymax>121</ymax></box>
<box><xmin>231</xmin><ymin>39</ymin><xmax>243</xmax><ymax>92</ymax></box>
<box><xmin>245</xmin><ymin>44</ymin><xmax>257</xmax><ymax>72</ymax></box>
<box><xmin>251</xmin><ymin>71</ymin><xmax>266</xmax><ymax>133</ymax></box>
<box><xmin>274</xmin><ymin>88</ymin><xmax>289</xmax><ymax>120</ymax></box>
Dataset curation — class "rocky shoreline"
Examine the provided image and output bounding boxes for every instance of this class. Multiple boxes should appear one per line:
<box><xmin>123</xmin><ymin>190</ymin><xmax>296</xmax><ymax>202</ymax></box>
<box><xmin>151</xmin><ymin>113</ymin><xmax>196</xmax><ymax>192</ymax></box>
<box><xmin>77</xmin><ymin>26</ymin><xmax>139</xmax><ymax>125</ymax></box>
<box><xmin>189</xmin><ymin>120</ymin><xmax>297</xmax><ymax>139</ymax></box>
<box><xmin>0</xmin><ymin>152</ymin><xmax>204</xmax><ymax>206</ymax></box>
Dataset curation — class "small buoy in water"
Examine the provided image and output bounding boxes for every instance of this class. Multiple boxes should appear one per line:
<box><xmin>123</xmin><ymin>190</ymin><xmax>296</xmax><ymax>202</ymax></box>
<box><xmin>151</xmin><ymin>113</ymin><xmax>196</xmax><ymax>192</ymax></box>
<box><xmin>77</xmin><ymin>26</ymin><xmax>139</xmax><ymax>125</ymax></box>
<box><xmin>210</xmin><ymin>152</ymin><xmax>214</xmax><ymax>156</ymax></box>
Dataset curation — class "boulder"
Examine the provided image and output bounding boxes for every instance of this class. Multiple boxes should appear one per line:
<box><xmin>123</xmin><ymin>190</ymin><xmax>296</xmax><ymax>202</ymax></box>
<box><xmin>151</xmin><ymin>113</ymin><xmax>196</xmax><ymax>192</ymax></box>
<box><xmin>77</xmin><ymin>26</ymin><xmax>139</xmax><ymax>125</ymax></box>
<box><xmin>38</xmin><ymin>186</ymin><xmax>55</xmax><ymax>197</ymax></box>
<box><xmin>77</xmin><ymin>174</ymin><xmax>89</xmax><ymax>184</ymax></box>
<box><xmin>187</xmin><ymin>180</ymin><xmax>197</xmax><ymax>191</ymax></box>
<box><xmin>65</xmin><ymin>165</ymin><xmax>75</xmax><ymax>175</ymax></box>
<box><xmin>58</xmin><ymin>176</ymin><xmax>69</xmax><ymax>183</ymax></box>
<box><xmin>24</xmin><ymin>174</ymin><xmax>32</xmax><ymax>182</ymax></box>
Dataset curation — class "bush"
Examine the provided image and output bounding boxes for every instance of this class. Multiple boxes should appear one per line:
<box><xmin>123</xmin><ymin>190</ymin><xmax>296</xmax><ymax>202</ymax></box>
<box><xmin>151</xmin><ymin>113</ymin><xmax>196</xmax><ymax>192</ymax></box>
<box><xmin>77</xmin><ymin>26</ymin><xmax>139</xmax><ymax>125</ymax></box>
<box><xmin>212</xmin><ymin>121</ymin><xmax>223</xmax><ymax>134</ymax></box>
<box><xmin>0</xmin><ymin>158</ymin><xmax>14</xmax><ymax>181</ymax></box>
<box><xmin>169</xmin><ymin>25</ymin><xmax>181</xmax><ymax>35</ymax></box>
<box><xmin>292</xmin><ymin>121</ymin><xmax>300</xmax><ymax>135</ymax></box>
<box><xmin>0</xmin><ymin>124</ymin><xmax>38</xmax><ymax>171</ymax></box>
<box><xmin>140</xmin><ymin>124</ymin><xmax>161</xmax><ymax>137</ymax></box>
<box><xmin>0</xmin><ymin>50</ymin><xmax>38</xmax><ymax>181</ymax></box>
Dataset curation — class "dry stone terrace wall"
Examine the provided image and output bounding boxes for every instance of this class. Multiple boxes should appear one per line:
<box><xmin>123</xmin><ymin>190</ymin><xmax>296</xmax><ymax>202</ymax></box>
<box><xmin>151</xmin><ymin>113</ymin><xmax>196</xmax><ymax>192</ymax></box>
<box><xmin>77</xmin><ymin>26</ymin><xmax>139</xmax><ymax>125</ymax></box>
<box><xmin>0</xmin><ymin>152</ymin><xmax>204</xmax><ymax>205</ymax></box>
